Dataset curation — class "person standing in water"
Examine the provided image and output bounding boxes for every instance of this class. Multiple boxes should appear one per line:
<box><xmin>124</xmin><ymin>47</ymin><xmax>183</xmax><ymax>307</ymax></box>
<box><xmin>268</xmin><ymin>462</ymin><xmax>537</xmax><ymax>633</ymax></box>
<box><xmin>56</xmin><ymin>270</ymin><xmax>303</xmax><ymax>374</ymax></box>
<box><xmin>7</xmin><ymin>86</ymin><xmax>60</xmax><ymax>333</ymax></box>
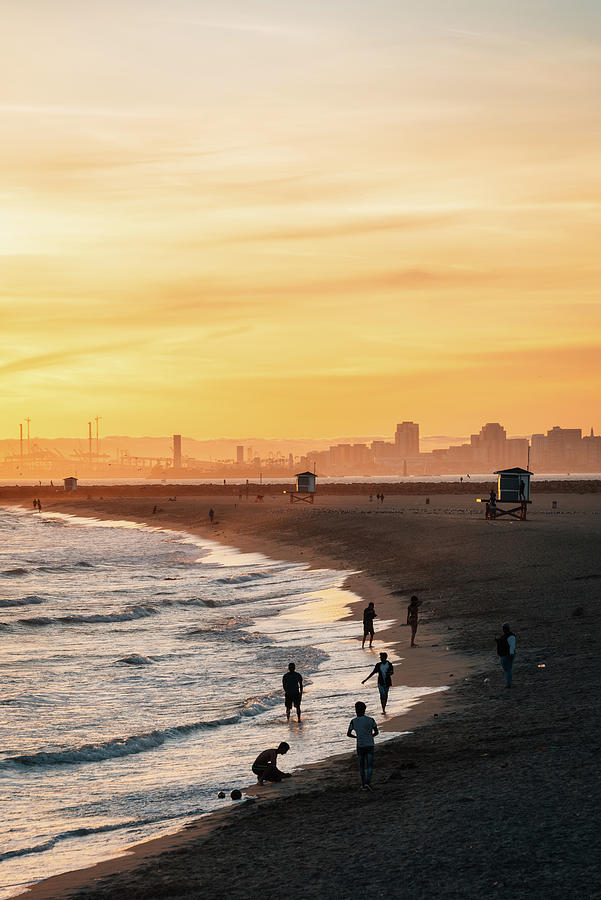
<box><xmin>347</xmin><ymin>701</ymin><xmax>379</xmax><ymax>790</ymax></box>
<box><xmin>282</xmin><ymin>662</ymin><xmax>303</xmax><ymax>722</ymax></box>
<box><xmin>208</xmin><ymin>508</ymin><xmax>215</xmax><ymax>525</ymax></box>
<box><xmin>362</xmin><ymin>601</ymin><xmax>377</xmax><ymax>648</ymax></box>
<box><xmin>407</xmin><ymin>595</ymin><xmax>422</xmax><ymax>647</ymax></box>
<box><xmin>362</xmin><ymin>651</ymin><xmax>394</xmax><ymax>713</ymax></box>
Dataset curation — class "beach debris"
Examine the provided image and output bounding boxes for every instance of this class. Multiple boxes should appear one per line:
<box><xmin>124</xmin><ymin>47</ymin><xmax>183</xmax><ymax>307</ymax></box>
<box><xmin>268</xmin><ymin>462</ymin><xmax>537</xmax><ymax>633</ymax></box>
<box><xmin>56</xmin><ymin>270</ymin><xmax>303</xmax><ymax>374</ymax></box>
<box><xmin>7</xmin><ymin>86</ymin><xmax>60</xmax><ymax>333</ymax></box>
<box><xmin>230</xmin><ymin>789</ymin><xmax>242</xmax><ymax>800</ymax></box>
<box><xmin>217</xmin><ymin>791</ymin><xmax>226</xmax><ymax>799</ymax></box>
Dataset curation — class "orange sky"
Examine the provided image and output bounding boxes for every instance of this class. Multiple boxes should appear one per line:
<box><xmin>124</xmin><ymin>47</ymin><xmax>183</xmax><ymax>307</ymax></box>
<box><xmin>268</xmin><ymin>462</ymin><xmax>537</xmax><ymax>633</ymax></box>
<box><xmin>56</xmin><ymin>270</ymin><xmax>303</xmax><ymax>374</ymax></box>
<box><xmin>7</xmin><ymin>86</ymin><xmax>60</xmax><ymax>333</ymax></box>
<box><xmin>1</xmin><ymin>1</ymin><xmax>600</xmax><ymax>439</ymax></box>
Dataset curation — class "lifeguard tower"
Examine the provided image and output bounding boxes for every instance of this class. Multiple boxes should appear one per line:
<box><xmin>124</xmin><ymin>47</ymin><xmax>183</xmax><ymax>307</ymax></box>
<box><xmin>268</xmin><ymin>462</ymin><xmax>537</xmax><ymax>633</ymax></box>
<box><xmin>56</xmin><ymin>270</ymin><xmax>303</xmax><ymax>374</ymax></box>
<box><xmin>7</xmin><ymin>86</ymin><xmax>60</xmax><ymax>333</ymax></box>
<box><xmin>481</xmin><ymin>467</ymin><xmax>532</xmax><ymax>520</ymax></box>
<box><xmin>290</xmin><ymin>471</ymin><xmax>317</xmax><ymax>504</ymax></box>
<box><xmin>63</xmin><ymin>476</ymin><xmax>78</xmax><ymax>492</ymax></box>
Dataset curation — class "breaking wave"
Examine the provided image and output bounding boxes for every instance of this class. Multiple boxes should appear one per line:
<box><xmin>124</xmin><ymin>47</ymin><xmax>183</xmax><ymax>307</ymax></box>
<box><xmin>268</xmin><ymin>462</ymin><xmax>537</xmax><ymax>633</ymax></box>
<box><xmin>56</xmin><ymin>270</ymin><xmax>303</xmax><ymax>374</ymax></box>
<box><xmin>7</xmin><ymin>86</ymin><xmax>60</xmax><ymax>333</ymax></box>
<box><xmin>1</xmin><ymin>692</ymin><xmax>281</xmax><ymax>769</ymax></box>
<box><xmin>116</xmin><ymin>654</ymin><xmax>155</xmax><ymax>666</ymax></box>
<box><xmin>17</xmin><ymin>606</ymin><xmax>158</xmax><ymax>627</ymax></box>
<box><xmin>0</xmin><ymin>595</ymin><xmax>45</xmax><ymax>608</ymax></box>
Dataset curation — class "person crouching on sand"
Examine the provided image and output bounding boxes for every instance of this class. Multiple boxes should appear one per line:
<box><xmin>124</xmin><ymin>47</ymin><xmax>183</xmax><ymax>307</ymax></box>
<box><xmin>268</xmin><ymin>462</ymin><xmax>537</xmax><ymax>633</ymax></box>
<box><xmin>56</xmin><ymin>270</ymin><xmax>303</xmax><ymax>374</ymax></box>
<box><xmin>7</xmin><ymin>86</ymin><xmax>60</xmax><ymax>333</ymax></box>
<box><xmin>495</xmin><ymin>622</ymin><xmax>516</xmax><ymax>688</ymax></box>
<box><xmin>407</xmin><ymin>595</ymin><xmax>422</xmax><ymax>647</ymax></box>
<box><xmin>251</xmin><ymin>742</ymin><xmax>291</xmax><ymax>785</ymax></box>
<box><xmin>347</xmin><ymin>701</ymin><xmax>379</xmax><ymax>791</ymax></box>
<box><xmin>362</xmin><ymin>651</ymin><xmax>394</xmax><ymax>713</ymax></box>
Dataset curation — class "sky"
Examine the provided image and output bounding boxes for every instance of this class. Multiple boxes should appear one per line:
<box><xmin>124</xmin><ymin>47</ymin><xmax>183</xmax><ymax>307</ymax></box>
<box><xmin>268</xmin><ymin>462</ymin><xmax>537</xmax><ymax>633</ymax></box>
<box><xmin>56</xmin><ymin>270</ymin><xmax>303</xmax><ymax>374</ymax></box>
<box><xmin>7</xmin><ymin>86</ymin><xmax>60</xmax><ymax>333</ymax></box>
<box><xmin>1</xmin><ymin>0</ymin><xmax>600</xmax><ymax>439</ymax></box>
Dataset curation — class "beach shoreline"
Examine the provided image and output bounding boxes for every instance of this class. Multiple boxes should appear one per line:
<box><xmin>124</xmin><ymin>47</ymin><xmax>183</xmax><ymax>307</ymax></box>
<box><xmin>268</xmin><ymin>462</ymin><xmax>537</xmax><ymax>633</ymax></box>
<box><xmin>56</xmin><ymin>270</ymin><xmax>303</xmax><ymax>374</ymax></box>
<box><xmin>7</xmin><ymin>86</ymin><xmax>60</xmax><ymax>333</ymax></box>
<box><xmin>6</xmin><ymin>495</ymin><xmax>469</xmax><ymax>900</ymax></box>
<box><xmin>5</xmin><ymin>488</ymin><xmax>601</xmax><ymax>899</ymax></box>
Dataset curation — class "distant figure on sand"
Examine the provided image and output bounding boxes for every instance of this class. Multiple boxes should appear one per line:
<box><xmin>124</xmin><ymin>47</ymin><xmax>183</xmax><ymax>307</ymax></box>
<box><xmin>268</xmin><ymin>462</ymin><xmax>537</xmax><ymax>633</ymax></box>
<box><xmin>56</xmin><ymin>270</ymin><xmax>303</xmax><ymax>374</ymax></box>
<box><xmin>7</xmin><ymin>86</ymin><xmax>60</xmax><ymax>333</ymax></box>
<box><xmin>251</xmin><ymin>742</ymin><xmax>291</xmax><ymax>784</ymax></box>
<box><xmin>362</xmin><ymin>601</ymin><xmax>377</xmax><ymax>648</ymax></box>
<box><xmin>282</xmin><ymin>662</ymin><xmax>303</xmax><ymax>722</ymax></box>
<box><xmin>362</xmin><ymin>651</ymin><xmax>394</xmax><ymax>713</ymax></box>
<box><xmin>347</xmin><ymin>701</ymin><xmax>378</xmax><ymax>790</ymax></box>
<box><xmin>496</xmin><ymin>622</ymin><xmax>516</xmax><ymax>688</ymax></box>
<box><xmin>209</xmin><ymin>508</ymin><xmax>215</xmax><ymax>525</ymax></box>
<box><xmin>407</xmin><ymin>595</ymin><xmax>422</xmax><ymax>647</ymax></box>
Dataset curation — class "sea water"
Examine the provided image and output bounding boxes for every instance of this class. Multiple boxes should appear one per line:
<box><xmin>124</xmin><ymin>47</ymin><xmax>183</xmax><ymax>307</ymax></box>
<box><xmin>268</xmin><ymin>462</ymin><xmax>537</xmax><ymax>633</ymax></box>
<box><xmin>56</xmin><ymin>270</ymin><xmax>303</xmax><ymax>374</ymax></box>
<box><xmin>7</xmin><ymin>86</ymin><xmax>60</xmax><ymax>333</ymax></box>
<box><xmin>0</xmin><ymin>507</ymin><xmax>440</xmax><ymax>897</ymax></box>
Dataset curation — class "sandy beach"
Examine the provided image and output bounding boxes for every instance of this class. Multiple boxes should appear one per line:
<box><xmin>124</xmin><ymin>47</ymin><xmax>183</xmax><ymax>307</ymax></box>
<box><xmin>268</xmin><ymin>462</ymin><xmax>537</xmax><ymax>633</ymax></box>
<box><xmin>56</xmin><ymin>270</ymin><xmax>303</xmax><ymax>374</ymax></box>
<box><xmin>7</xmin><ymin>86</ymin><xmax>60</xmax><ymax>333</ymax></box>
<box><xmin>7</xmin><ymin>487</ymin><xmax>601</xmax><ymax>899</ymax></box>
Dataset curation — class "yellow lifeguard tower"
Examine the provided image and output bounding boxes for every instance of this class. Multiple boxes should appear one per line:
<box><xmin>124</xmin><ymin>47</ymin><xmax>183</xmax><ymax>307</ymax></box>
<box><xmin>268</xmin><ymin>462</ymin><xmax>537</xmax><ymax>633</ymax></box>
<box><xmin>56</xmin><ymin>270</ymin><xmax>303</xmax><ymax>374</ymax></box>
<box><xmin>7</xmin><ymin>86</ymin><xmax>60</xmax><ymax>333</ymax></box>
<box><xmin>290</xmin><ymin>471</ymin><xmax>317</xmax><ymax>504</ymax></box>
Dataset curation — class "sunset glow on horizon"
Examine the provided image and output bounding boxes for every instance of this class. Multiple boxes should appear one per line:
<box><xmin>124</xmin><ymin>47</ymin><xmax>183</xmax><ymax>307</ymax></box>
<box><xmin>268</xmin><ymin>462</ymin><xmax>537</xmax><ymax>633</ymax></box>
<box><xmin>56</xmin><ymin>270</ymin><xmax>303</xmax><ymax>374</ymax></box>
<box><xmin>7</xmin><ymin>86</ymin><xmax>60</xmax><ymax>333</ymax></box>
<box><xmin>2</xmin><ymin>1</ymin><xmax>600</xmax><ymax>439</ymax></box>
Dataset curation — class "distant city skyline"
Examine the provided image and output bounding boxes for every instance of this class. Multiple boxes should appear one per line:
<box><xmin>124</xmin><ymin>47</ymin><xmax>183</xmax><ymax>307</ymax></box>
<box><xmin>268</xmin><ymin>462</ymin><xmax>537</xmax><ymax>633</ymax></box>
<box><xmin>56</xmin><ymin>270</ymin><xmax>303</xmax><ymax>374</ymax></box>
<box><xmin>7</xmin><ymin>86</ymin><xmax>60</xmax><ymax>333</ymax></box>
<box><xmin>1</xmin><ymin>417</ymin><xmax>599</xmax><ymax>478</ymax></box>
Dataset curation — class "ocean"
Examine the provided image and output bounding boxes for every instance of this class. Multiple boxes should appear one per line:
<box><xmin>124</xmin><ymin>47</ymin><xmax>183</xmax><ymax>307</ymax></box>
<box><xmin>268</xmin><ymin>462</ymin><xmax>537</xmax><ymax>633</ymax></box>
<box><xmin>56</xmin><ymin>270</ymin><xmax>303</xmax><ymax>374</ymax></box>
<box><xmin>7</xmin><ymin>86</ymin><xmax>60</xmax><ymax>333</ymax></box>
<box><xmin>0</xmin><ymin>507</ymin><xmax>440</xmax><ymax>897</ymax></box>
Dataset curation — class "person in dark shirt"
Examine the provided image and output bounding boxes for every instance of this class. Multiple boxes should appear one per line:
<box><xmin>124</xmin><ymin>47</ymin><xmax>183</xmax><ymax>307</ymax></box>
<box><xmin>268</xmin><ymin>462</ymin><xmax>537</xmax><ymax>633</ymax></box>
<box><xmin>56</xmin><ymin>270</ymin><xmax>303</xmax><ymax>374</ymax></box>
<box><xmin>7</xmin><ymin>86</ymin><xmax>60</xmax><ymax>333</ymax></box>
<box><xmin>282</xmin><ymin>662</ymin><xmax>303</xmax><ymax>722</ymax></box>
<box><xmin>362</xmin><ymin>602</ymin><xmax>377</xmax><ymax>649</ymax></box>
<box><xmin>251</xmin><ymin>742</ymin><xmax>291</xmax><ymax>784</ymax></box>
<box><xmin>407</xmin><ymin>595</ymin><xmax>422</xmax><ymax>647</ymax></box>
<box><xmin>362</xmin><ymin>651</ymin><xmax>394</xmax><ymax>713</ymax></box>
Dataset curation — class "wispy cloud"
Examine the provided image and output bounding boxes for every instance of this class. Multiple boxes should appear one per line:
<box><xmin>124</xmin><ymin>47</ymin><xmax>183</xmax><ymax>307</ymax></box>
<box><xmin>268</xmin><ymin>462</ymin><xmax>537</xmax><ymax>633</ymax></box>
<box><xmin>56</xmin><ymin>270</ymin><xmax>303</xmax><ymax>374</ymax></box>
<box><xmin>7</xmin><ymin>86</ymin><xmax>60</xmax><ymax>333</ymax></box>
<box><xmin>0</xmin><ymin>104</ymin><xmax>170</xmax><ymax>120</ymax></box>
<box><xmin>0</xmin><ymin>341</ymin><xmax>145</xmax><ymax>376</ymax></box>
<box><xmin>169</xmin><ymin>19</ymin><xmax>305</xmax><ymax>38</ymax></box>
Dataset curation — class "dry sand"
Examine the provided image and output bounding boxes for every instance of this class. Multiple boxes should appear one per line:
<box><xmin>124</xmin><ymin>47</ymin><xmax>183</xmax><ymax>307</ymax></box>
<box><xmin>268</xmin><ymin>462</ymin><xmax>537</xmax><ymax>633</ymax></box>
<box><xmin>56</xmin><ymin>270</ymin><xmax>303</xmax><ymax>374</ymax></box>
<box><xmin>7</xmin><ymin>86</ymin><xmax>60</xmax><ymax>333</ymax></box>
<box><xmin>8</xmin><ymin>488</ymin><xmax>601</xmax><ymax>900</ymax></box>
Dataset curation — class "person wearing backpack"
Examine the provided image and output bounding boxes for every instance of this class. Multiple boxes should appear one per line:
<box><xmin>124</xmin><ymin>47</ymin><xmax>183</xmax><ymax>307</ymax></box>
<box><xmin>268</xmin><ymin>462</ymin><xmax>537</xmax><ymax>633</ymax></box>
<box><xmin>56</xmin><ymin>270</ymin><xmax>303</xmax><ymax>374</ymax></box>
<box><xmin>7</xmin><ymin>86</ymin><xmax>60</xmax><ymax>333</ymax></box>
<box><xmin>495</xmin><ymin>622</ymin><xmax>516</xmax><ymax>688</ymax></box>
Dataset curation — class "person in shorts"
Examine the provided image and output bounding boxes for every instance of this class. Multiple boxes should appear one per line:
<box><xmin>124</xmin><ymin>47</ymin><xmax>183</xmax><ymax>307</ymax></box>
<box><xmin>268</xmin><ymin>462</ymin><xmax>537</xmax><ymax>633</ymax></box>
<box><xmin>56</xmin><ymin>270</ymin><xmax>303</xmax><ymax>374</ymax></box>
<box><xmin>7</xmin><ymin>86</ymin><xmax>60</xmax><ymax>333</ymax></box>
<box><xmin>407</xmin><ymin>595</ymin><xmax>422</xmax><ymax>647</ymax></box>
<box><xmin>282</xmin><ymin>662</ymin><xmax>303</xmax><ymax>722</ymax></box>
<box><xmin>362</xmin><ymin>602</ymin><xmax>377</xmax><ymax>648</ymax></box>
<box><xmin>251</xmin><ymin>742</ymin><xmax>291</xmax><ymax>784</ymax></box>
<box><xmin>347</xmin><ymin>701</ymin><xmax>379</xmax><ymax>790</ymax></box>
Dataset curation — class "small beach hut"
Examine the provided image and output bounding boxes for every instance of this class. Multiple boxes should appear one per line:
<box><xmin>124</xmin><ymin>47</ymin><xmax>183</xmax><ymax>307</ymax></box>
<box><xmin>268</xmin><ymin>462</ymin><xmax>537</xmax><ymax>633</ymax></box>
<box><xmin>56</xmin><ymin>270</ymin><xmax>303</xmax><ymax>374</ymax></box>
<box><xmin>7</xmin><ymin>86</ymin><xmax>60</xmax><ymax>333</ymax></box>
<box><xmin>290</xmin><ymin>471</ymin><xmax>317</xmax><ymax>504</ymax></box>
<box><xmin>295</xmin><ymin>472</ymin><xmax>317</xmax><ymax>494</ymax></box>
<box><xmin>63</xmin><ymin>476</ymin><xmax>78</xmax><ymax>492</ymax></box>
<box><xmin>494</xmin><ymin>467</ymin><xmax>532</xmax><ymax>503</ymax></box>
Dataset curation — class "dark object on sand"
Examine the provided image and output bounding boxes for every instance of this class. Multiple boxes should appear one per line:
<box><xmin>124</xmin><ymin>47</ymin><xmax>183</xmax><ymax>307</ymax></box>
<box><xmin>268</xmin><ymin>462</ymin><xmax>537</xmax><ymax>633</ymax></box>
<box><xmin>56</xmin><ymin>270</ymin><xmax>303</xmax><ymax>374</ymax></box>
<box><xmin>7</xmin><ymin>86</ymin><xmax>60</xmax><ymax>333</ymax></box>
<box><xmin>230</xmin><ymin>789</ymin><xmax>242</xmax><ymax>800</ymax></box>
<box><xmin>572</xmin><ymin>606</ymin><xmax>584</xmax><ymax>617</ymax></box>
<box><xmin>217</xmin><ymin>791</ymin><xmax>226</xmax><ymax>799</ymax></box>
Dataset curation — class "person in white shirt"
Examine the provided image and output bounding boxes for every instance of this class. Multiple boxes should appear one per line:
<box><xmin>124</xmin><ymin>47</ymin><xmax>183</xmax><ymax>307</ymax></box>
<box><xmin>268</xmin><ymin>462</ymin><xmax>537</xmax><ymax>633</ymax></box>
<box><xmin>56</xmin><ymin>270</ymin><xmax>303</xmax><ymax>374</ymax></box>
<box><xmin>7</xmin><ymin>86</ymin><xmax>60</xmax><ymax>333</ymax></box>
<box><xmin>495</xmin><ymin>622</ymin><xmax>517</xmax><ymax>688</ymax></box>
<box><xmin>347</xmin><ymin>701</ymin><xmax>379</xmax><ymax>790</ymax></box>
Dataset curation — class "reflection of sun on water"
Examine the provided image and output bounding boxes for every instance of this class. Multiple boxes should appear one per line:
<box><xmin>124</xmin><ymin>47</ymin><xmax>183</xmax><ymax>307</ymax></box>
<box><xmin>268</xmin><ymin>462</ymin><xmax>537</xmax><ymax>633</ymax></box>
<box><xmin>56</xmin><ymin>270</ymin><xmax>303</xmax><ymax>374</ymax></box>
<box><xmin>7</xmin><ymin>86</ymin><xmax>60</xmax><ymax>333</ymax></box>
<box><xmin>281</xmin><ymin>586</ymin><xmax>357</xmax><ymax>625</ymax></box>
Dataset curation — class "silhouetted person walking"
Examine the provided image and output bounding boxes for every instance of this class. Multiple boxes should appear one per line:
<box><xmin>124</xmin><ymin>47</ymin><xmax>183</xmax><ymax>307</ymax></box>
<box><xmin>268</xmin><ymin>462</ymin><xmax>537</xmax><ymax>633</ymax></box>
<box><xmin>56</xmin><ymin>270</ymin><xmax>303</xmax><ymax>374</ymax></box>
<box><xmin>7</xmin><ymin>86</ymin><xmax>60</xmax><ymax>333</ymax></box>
<box><xmin>496</xmin><ymin>622</ymin><xmax>516</xmax><ymax>688</ymax></box>
<box><xmin>347</xmin><ymin>701</ymin><xmax>378</xmax><ymax>790</ymax></box>
<box><xmin>362</xmin><ymin>601</ymin><xmax>377</xmax><ymax>648</ymax></box>
<box><xmin>282</xmin><ymin>662</ymin><xmax>303</xmax><ymax>722</ymax></box>
<box><xmin>407</xmin><ymin>595</ymin><xmax>422</xmax><ymax>647</ymax></box>
<box><xmin>209</xmin><ymin>508</ymin><xmax>215</xmax><ymax>525</ymax></box>
<box><xmin>362</xmin><ymin>651</ymin><xmax>394</xmax><ymax>713</ymax></box>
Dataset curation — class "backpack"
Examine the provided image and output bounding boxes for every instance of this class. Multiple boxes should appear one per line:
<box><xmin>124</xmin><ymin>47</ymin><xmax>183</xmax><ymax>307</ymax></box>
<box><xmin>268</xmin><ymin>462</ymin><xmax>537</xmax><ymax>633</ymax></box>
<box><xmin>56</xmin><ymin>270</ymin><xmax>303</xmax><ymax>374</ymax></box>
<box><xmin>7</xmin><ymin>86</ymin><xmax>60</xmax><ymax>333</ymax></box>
<box><xmin>496</xmin><ymin>632</ymin><xmax>513</xmax><ymax>656</ymax></box>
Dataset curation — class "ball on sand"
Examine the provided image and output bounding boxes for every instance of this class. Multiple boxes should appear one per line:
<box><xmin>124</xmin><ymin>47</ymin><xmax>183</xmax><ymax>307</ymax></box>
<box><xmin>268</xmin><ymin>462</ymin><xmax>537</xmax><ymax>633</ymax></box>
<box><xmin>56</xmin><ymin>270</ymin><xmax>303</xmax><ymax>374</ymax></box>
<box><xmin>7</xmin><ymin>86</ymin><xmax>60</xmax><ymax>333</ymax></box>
<box><xmin>217</xmin><ymin>791</ymin><xmax>225</xmax><ymax>799</ymax></box>
<box><xmin>230</xmin><ymin>789</ymin><xmax>242</xmax><ymax>800</ymax></box>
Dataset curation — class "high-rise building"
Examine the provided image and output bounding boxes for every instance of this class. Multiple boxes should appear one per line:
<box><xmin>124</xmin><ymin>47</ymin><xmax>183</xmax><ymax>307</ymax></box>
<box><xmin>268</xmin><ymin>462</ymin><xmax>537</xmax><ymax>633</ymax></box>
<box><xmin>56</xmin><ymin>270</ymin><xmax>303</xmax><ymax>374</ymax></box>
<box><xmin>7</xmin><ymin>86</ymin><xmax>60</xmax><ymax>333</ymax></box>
<box><xmin>173</xmin><ymin>434</ymin><xmax>182</xmax><ymax>468</ymax></box>
<box><xmin>395</xmin><ymin>421</ymin><xmax>419</xmax><ymax>457</ymax></box>
<box><xmin>236</xmin><ymin>445</ymin><xmax>244</xmax><ymax>464</ymax></box>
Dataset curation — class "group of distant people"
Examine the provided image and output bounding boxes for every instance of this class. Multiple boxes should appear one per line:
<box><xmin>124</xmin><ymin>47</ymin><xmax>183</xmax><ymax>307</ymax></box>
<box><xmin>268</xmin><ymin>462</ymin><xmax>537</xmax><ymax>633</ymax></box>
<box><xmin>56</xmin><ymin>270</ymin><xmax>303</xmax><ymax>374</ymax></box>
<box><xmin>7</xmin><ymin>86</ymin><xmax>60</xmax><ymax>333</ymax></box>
<box><xmin>369</xmin><ymin>494</ymin><xmax>385</xmax><ymax>503</ymax></box>
<box><xmin>253</xmin><ymin>601</ymin><xmax>517</xmax><ymax>792</ymax></box>
<box><xmin>32</xmin><ymin>498</ymin><xmax>42</xmax><ymax>511</ymax></box>
<box><xmin>252</xmin><ymin>595</ymin><xmax>426</xmax><ymax>791</ymax></box>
